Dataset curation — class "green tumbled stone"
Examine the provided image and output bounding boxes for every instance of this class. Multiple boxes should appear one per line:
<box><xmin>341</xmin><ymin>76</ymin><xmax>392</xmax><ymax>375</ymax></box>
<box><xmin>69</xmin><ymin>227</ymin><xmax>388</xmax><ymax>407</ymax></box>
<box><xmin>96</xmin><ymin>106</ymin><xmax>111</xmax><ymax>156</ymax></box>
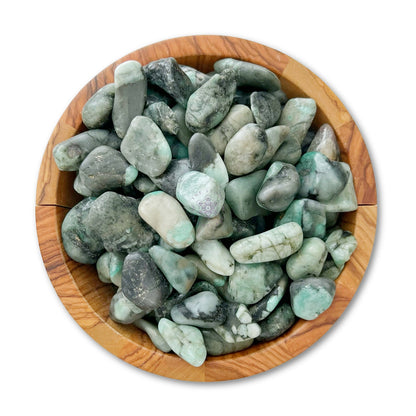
<box><xmin>143</xmin><ymin>101</ymin><xmax>179</xmax><ymax>135</ymax></box>
<box><xmin>148</xmin><ymin>245</ymin><xmax>197</xmax><ymax>294</ymax></box>
<box><xmin>171</xmin><ymin>104</ymin><xmax>193</xmax><ymax>146</ymax></box>
<box><xmin>164</xmin><ymin>134</ymin><xmax>189</xmax><ymax>159</ymax></box>
<box><xmin>195</xmin><ymin>202</ymin><xmax>233</xmax><ymax>241</ymax></box>
<box><xmin>228</xmin><ymin>217</ymin><xmax>257</xmax><ymax>242</ymax></box>
<box><xmin>229</xmin><ymin>222</ymin><xmax>303</xmax><ymax>264</ymax></box>
<box><xmin>256</xmin><ymin>303</ymin><xmax>296</xmax><ymax>341</ymax></box>
<box><xmin>185</xmin><ymin>69</ymin><xmax>236</xmax><ymax>133</ymax></box>
<box><xmin>271</xmin><ymin>133</ymin><xmax>302</xmax><ymax>165</ymax></box>
<box><xmin>134</xmin><ymin>318</ymin><xmax>171</xmax><ymax>353</ymax></box>
<box><xmin>258</xmin><ymin>125</ymin><xmax>290</xmax><ymax>169</ymax></box>
<box><xmin>307</xmin><ymin>123</ymin><xmax>340</xmax><ymax>161</ymax></box>
<box><xmin>180</xmin><ymin>64</ymin><xmax>211</xmax><ymax>89</ymax></box>
<box><xmin>325</xmin><ymin>212</ymin><xmax>339</xmax><ymax>228</ymax></box>
<box><xmin>109</xmin><ymin>288</ymin><xmax>146</xmax><ymax>324</ymax></box>
<box><xmin>250</xmin><ymin>91</ymin><xmax>282</xmax><ymax>129</ymax></box>
<box><xmin>96</xmin><ymin>251</ymin><xmax>126</xmax><ymax>286</ymax></box>
<box><xmin>82</xmin><ymin>83</ymin><xmax>115</xmax><ymax>129</ymax></box>
<box><xmin>325</xmin><ymin>229</ymin><xmax>358</xmax><ymax>268</ymax></box>
<box><xmin>133</xmin><ymin>174</ymin><xmax>159</xmax><ymax>194</ymax></box>
<box><xmin>184</xmin><ymin>254</ymin><xmax>227</xmax><ymax>288</ymax></box>
<box><xmin>290</xmin><ymin>277</ymin><xmax>336</xmax><ymax>320</ymax></box>
<box><xmin>158</xmin><ymin>318</ymin><xmax>207</xmax><ymax>367</ymax></box>
<box><xmin>320</xmin><ymin>257</ymin><xmax>344</xmax><ymax>280</ymax></box>
<box><xmin>201</xmin><ymin>329</ymin><xmax>253</xmax><ymax>356</ymax></box>
<box><xmin>286</xmin><ymin>237</ymin><xmax>328</xmax><ymax>280</ymax></box>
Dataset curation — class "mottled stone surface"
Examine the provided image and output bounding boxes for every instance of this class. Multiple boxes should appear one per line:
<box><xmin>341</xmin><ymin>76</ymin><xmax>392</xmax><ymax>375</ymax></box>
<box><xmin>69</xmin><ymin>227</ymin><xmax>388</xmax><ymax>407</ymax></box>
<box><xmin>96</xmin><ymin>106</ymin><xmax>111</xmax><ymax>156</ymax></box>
<box><xmin>224</xmin><ymin>123</ymin><xmax>267</xmax><ymax>176</ymax></box>
<box><xmin>271</xmin><ymin>133</ymin><xmax>302</xmax><ymax>165</ymax></box>
<box><xmin>53</xmin><ymin>129</ymin><xmax>121</xmax><ymax>171</ymax></box>
<box><xmin>96</xmin><ymin>251</ymin><xmax>126</xmax><ymax>286</ymax></box>
<box><xmin>214</xmin><ymin>58</ymin><xmax>281</xmax><ymax>91</ymax></box>
<box><xmin>82</xmin><ymin>83</ymin><xmax>115</xmax><ymax>129</ymax></box>
<box><xmin>109</xmin><ymin>288</ymin><xmax>146</xmax><ymax>324</ymax></box>
<box><xmin>112</xmin><ymin>60</ymin><xmax>146</xmax><ymax>138</ymax></box>
<box><xmin>180</xmin><ymin>64</ymin><xmax>211</xmax><ymax>89</ymax></box>
<box><xmin>195</xmin><ymin>202</ymin><xmax>233</xmax><ymax>241</ymax></box>
<box><xmin>134</xmin><ymin>318</ymin><xmax>171</xmax><ymax>352</ymax></box>
<box><xmin>164</xmin><ymin>134</ymin><xmax>189</xmax><ymax>159</ymax></box>
<box><xmin>184</xmin><ymin>254</ymin><xmax>227</xmax><ymax>287</ymax></box>
<box><xmin>143</xmin><ymin>101</ymin><xmax>179</xmax><ymax>135</ymax></box>
<box><xmin>258</xmin><ymin>125</ymin><xmax>290</xmax><ymax>169</ymax></box>
<box><xmin>325</xmin><ymin>229</ymin><xmax>357</xmax><ymax>268</ymax></box>
<box><xmin>61</xmin><ymin>197</ymin><xmax>104</xmax><ymax>264</ymax></box>
<box><xmin>320</xmin><ymin>258</ymin><xmax>344</xmax><ymax>280</ymax></box>
<box><xmin>256</xmin><ymin>303</ymin><xmax>296</xmax><ymax>341</ymax></box>
<box><xmin>256</xmin><ymin>161</ymin><xmax>300</xmax><ymax>212</ymax></box>
<box><xmin>228</xmin><ymin>217</ymin><xmax>257</xmax><ymax>242</ymax></box>
<box><xmin>250</xmin><ymin>91</ymin><xmax>282</xmax><ymax>129</ymax></box>
<box><xmin>307</xmin><ymin>123</ymin><xmax>340</xmax><ymax>161</ymax></box>
<box><xmin>138</xmin><ymin>191</ymin><xmax>195</xmax><ymax>250</ymax></box>
<box><xmin>290</xmin><ymin>277</ymin><xmax>336</xmax><ymax>320</ymax></box>
<box><xmin>230</xmin><ymin>222</ymin><xmax>303</xmax><ymax>263</ymax></box>
<box><xmin>144</xmin><ymin>57</ymin><xmax>195</xmax><ymax>107</ymax></box>
<box><xmin>133</xmin><ymin>174</ymin><xmax>159</xmax><ymax>194</ymax></box>
<box><xmin>85</xmin><ymin>191</ymin><xmax>156</xmax><ymax>253</ymax></box>
<box><xmin>185</xmin><ymin>69</ymin><xmax>236</xmax><ymax>133</ymax></box>
<box><xmin>120</xmin><ymin>116</ymin><xmax>172</xmax><ymax>177</ymax></box>
<box><xmin>171</xmin><ymin>104</ymin><xmax>193</xmax><ymax>146</ymax></box>
<box><xmin>146</xmin><ymin>85</ymin><xmax>175</xmax><ymax>107</ymax></box>
<box><xmin>201</xmin><ymin>329</ymin><xmax>253</xmax><ymax>356</ymax></box>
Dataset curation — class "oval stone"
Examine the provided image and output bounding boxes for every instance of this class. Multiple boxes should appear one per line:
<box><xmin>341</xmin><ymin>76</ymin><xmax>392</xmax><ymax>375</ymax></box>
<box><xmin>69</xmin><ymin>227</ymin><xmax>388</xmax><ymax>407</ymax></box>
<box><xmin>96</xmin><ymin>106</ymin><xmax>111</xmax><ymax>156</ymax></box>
<box><xmin>82</xmin><ymin>83</ymin><xmax>115</xmax><ymax>129</ymax></box>
<box><xmin>96</xmin><ymin>251</ymin><xmax>126</xmax><ymax>286</ymax></box>
<box><xmin>184</xmin><ymin>254</ymin><xmax>227</xmax><ymax>288</ymax></box>
<box><xmin>325</xmin><ymin>229</ymin><xmax>357</xmax><ymax>268</ymax></box>
<box><xmin>134</xmin><ymin>319</ymin><xmax>171</xmax><ymax>353</ymax></box>
<box><xmin>195</xmin><ymin>202</ymin><xmax>233</xmax><ymax>241</ymax></box>
<box><xmin>201</xmin><ymin>329</ymin><xmax>253</xmax><ymax>356</ymax></box>
<box><xmin>143</xmin><ymin>101</ymin><xmax>179</xmax><ymax>135</ymax></box>
<box><xmin>256</xmin><ymin>303</ymin><xmax>296</xmax><ymax>342</ymax></box>
<box><xmin>307</xmin><ymin>123</ymin><xmax>340</xmax><ymax>161</ymax></box>
<box><xmin>250</xmin><ymin>91</ymin><xmax>282</xmax><ymax>129</ymax></box>
<box><xmin>109</xmin><ymin>288</ymin><xmax>146</xmax><ymax>324</ymax></box>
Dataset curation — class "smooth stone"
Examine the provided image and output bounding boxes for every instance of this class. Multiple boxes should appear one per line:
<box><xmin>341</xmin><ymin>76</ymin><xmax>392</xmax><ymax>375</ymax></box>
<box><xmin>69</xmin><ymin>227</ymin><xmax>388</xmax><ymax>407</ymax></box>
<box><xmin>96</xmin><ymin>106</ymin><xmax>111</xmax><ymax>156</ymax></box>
<box><xmin>274</xmin><ymin>89</ymin><xmax>288</xmax><ymax>104</ymax></box>
<box><xmin>320</xmin><ymin>258</ymin><xmax>344</xmax><ymax>280</ymax></box>
<box><xmin>229</xmin><ymin>222</ymin><xmax>303</xmax><ymax>264</ymax></box>
<box><xmin>133</xmin><ymin>174</ymin><xmax>159</xmax><ymax>194</ymax></box>
<box><xmin>86</xmin><ymin>191</ymin><xmax>156</xmax><ymax>253</ymax></box>
<box><xmin>121</xmin><ymin>251</ymin><xmax>171</xmax><ymax>310</ymax></box>
<box><xmin>144</xmin><ymin>57</ymin><xmax>195</xmax><ymax>107</ymax></box>
<box><xmin>207</xmin><ymin>104</ymin><xmax>254</xmax><ymax>155</ymax></box>
<box><xmin>225</xmin><ymin>262</ymin><xmax>284</xmax><ymax>305</ymax></box>
<box><xmin>225</xmin><ymin>170</ymin><xmax>269</xmax><ymax>220</ymax></box>
<box><xmin>109</xmin><ymin>288</ymin><xmax>146</xmax><ymax>324</ymax></box>
<box><xmin>61</xmin><ymin>197</ymin><xmax>104</xmax><ymax>264</ymax></box>
<box><xmin>184</xmin><ymin>254</ymin><xmax>227</xmax><ymax>288</ymax></box>
<box><xmin>301</xmin><ymin>129</ymin><xmax>317</xmax><ymax>153</ymax></box>
<box><xmin>176</xmin><ymin>171</ymin><xmax>225</xmax><ymax>218</ymax></box>
<box><xmin>138</xmin><ymin>191</ymin><xmax>195</xmax><ymax>250</ymax></box>
<box><xmin>149</xmin><ymin>245</ymin><xmax>197</xmax><ymax>294</ymax></box>
<box><xmin>146</xmin><ymin>85</ymin><xmax>175</xmax><ymax>107</ymax></box>
<box><xmin>171</xmin><ymin>291</ymin><xmax>226</xmax><ymax>328</ymax></box>
<box><xmin>150</xmin><ymin>158</ymin><xmax>191</xmax><ymax>197</ymax></box>
<box><xmin>271</xmin><ymin>133</ymin><xmax>302</xmax><ymax>165</ymax></box>
<box><xmin>325</xmin><ymin>211</ymin><xmax>339</xmax><ymax>228</ymax></box>
<box><xmin>286</xmin><ymin>237</ymin><xmax>328</xmax><ymax>280</ymax></box>
<box><xmin>195</xmin><ymin>202</ymin><xmax>233</xmax><ymax>241</ymax></box>
<box><xmin>53</xmin><ymin>129</ymin><xmax>121</xmax><ymax>171</ymax></box>
<box><xmin>325</xmin><ymin>229</ymin><xmax>357</xmax><ymax>268</ymax></box>
<box><xmin>188</xmin><ymin>133</ymin><xmax>228</xmax><ymax>188</ymax></box>
<box><xmin>191</xmin><ymin>239</ymin><xmax>235</xmax><ymax>276</ymax></box>
<box><xmin>201</xmin><ymin>329</ymin><xmax>253</xmax><ymax>356</ymax></box>
<box><xmin>180</xmin><ymin>64</ymin><xmax>211</xmax><ymax>89</ymax></box>
<box><xmin>75</xmin><ymin>146</ymin><xmax>138</xmax><ymax>196</ymax></box>
<box><xmin>185</xmin><ymin>69</ymin><xmax>236</xmax><ymax>133</ymax></box>
<box><xmin>256</xmin><ymin>161</ymin><xmax>300</xmax><ymax>212</ymax></box>
<box><xmin>277</xmin><ymin>98</ymin><xmax>317</xmax><ymax>145</ymax></box>
<box><xmin>171</xmin><ymin>104</ymin><xmax>193</xmax><ymax>146</ymax></box>
<box><xmin>296</xmin><ymin>151</ymin><xmax>348</xmax><ymax>202</ymax></box>
<box><xmin>143</xmin><ymin>101</ymin><xmax>179</xmax><ymax>135</ymax></box>
<box><xmin>258</xmin><ymin>125</ymin><xmax>290</xmax><ymax>169</ymax></box>
<box><xmin>290</xmin><ymin>277</ymin><xmax>336</xmax><ymax>320</ymax></box>
<box><xmin>323</xmin><ymin>162</ymin><xmax>357</xmax><ymax>212</ymax></box>
<box><xmin>307</xmin><ymin>123</ymin><xmax>340</xmax><ymax>161</ymax></box>
<box><xmin>96</xmin><ymin>251</ymin><xmax>126</xmax><ymax>286</ymax></box>
<box><xmin>214</xmin><ymin>303</ymin><xmax>261</xmax><ymax>343</ymax></box>
<box><xmin>134</xmin><ymin>318</ymin><xmax>171</xmax><ymax>352</ymax></box>
<box><xmin>214</xmin><ymin>58</ymin><xmax>281</xmax><ymax>91</ymax></box>
<box><xmin>256</xmin><ymin>303</ymin><xmax>296</xmax><ymax>341</ymax></box>
<box><xmin>112</xmin><ymin>60</ymin><xmax>146</xmax><ymax>138</ymax></box>
<box><xmin>249</xmin><ymin>274</ymin><xmax>289</xmax><ymax>322</ymax></box>
<box><xmin>164</xmin><ymin>134</ymin><xmax>189</xmax><ymax>159</ymax></box>
<box><xmin>277</xmin><ymin>198</ymin><xmax>326</xmax><ymax>239</ymax></box>
<box><xmin>158</xmin><ymin>318</ymin><xmax>207</xmax><ymax>367</ymax></box>
<box><xmin>157</xmin><ymin>237</ymin><xmax>187</xmax><ymax>253</ymax></box>
<box><xmin>250</xmin><ymin>91</ymin><xmax>282</xmax><ymax>129</ymax></box>
<box><xmin>82</xmin><ymin>83</ymin><xmax>115</xmax><ymax>129</ymax></box>
<box><xmin>120</xmin><ymin>116</ymin><xmax>172</xmax><ymax>177</ymax></box>
<box><xmin>224</xmin><ymin>123</ymin><xmax>267</xmax><ymax>176</ymax></box>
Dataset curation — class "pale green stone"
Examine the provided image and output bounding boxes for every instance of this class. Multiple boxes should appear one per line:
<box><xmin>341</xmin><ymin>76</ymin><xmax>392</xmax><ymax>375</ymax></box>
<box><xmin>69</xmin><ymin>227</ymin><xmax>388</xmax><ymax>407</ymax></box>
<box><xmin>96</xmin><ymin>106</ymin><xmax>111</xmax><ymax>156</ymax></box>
<box><xmin>325</xmin><ymin>229</ymin><xmax>357</xmax><ymax>268</ymax></box>
<box><xmin>184</xmin><ymin>254</ymin><xmax>227</xmax><ymax>287</ymax></box>
<box><xmin>271</xmin><ymin>133</ymin><xmax>302</xmax><ymax>165</ymax></box>
<box><xmin>229</xmin><ymin>222</ymin><xmax>303</xmax><ymax>264</ymax></box>
<box><xmin>180</xmin><ymin>64</ymin><xmax>211</xmax><ymax>88</ymax></box>
<box><xmin>171</xmin><ymin>104</ymin><xmax>193</xmax><ymax>146</ymax></box>
<box><xmin>258</xmin><ymin>125</ymin><xmax>290</xmax><ymax>169</ymax></box>
<box><xmin>134</xmin><ymin>318</ymin><xmax>171</xmax><ymax>352</ymax></box>
<box><xmin>133</xmin><ymin>174</ymin><xmax>159</xmax><ymax>194</ymax></box>
<box><xmin>320</xmin><ymin>258</ymin><xmax>344</xmax><ymax>280</ymax></box>
<box><xmin>109</xmin><ymin>288</ymin><xmax>146</xmax><ymax>324</ymax></box>
<box><xmin>201</xmin><ymin>329</ymin><xmax>253</xmax><ymax>356</ymax></box>
<box><xmin>96</xmin><ymin>252</ymin><xmax>126</xmax><ymax>286</ymax></box>
<box><xmin>158</xmin><ymin>318</ymin><xmax>207</xmax><ymax>367</ymax></box>
<box><xmin>82</xmin><ymin>83</ymin><xmax>115</xmax><ymax>129</ymax></box>
<box><xmin>286</xmin><ymin>237</ymin><xmax>328</xmax><ymax>280</ymax></box>
<box><xmin>195</xmin><ymin>202</ymin><xmax>233</xmax><ymax>241</ymax></box>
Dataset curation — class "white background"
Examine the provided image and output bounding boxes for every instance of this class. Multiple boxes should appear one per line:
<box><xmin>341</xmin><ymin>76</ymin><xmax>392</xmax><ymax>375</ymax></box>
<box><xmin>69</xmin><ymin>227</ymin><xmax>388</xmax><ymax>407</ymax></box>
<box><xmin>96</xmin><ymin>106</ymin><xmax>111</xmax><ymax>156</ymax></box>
<box><xmin>1</xmin><ymin>1</ymin><xmax>415</xmax><ymax>415</ymax></box>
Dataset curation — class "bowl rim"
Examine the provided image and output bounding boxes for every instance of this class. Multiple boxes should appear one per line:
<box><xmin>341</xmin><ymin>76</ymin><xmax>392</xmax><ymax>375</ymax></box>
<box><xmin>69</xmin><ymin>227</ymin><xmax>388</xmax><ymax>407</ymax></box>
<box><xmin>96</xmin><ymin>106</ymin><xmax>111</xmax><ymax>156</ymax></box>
<box><xmin>35</xmin><ymin>34</ymin><xmax>377</xmax><ymax>382</ymax></box>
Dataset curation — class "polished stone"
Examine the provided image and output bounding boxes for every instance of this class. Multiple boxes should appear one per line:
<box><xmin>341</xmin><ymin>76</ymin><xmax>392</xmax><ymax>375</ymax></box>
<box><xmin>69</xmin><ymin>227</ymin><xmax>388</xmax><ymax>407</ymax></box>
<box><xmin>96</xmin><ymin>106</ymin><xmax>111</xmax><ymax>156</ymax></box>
<box><xmin>258</xmin><ymin>125</ymin><xmax>290</xmax><ymax>169</ymax></box>
<box><xmin>256</xmin><ymin>303</ymin><xmax>296</xmax><ymax>341</ymax></box>
<box><xmin>307</xmin><ymin>123</ymin><xmax>340</xmax><ymax>161</ymax></box>
<box><xmin>180</xmin><ymin>64</ymin><xmax>211</xmax><ymax>89</ymax></box>
<box><xmin>82</xmin><ymin>83</ymin><xmax>115</xmax><ymax>129</ymax></box>
<box><xmin>201</xmin><ymin>329</ymin><xmax>253</xmax><ymax>356</ymax></box>
<box><xmin>109</xmin><ymin>288</ymin><xmax>146</xmax><ymax>324</ymax></box>
<box><xmin>184</xmin><ymin>254</ymin><xmax>227</xmax><ymax>288</ymax></box>
<box><xmin>134</xmin><ymin>318</ymin><xmax>171</xmax><ymax>352</ymax></box>
<box><xmin>143</xmin><ymin>101</ymin><xmax>179</xmax><ymax>135</ymax></box>
<box><xmin>96</xmin><ymin>251</ymin><xmax>126</xmax><ymax>286</ymax></box>
<box><xmin>195</xmin><ymin>202</ymin><xmax>233</xmax><ymax>241</ymax></box>
<box><xmin>250</xmin><ymin>91</ymin><xmax>282</xmax><ymax>129</ymax></box>
<box><xmin>325</xmin><ymin>229</ymin><xmax>357</xmax><ymax>268</ymax></box>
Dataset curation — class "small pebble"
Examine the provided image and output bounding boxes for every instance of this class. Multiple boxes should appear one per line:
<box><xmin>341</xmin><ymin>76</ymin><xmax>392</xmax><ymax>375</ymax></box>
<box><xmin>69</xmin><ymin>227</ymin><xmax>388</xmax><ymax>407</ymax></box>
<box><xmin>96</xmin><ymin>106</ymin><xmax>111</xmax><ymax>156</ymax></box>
<box><xmin>256</xmin><ymin>303</ymin><xmax>296</xmax><ymax>342</ymax></box>
<box><xmin>258</xmin><ymin>125</ymin><xmax>290</xmax><ymax>168</ymax></box>
<box><xmin>271</xmin><ymin>133</ymin><xmax>302</xmax><ymax>165</ymax></box>
<box><xmin>325</xmin><ymin>229</ymin><xmax>357</xmax><ymax>268</ymax></box>
<box><xmin>195</xmin><ymin>202</ymin><xmax>233</xmax><ymax>241</ymax></box>
<box><xmin>171</xmin><ymin>104</ymin><xmax>193</xmax><ymax>146</ymax></box>
<box><xmin>134</xmin><ymin>318</ymin><xmax>172</xmax><ymax>352</ymax></box>
<box><xmin>201</xmin><ymin>329</ymin><xmax>253</xmax><ymax>356</ymax></box>
<box><xmin>250</xmin><ymin>91</ymin><xmax>282</xmax><ymax>129</ymax></box>
<box><xmin>143</xmin><ymin>101</ymin><xmax>179</xmax><ymax>135</ymax></box>
<box><xmin>133</xmin><ymin>174</ymin><xmax>159</xmax><ymax>194</ymax></box>
<box><xmin>96</xmin><ymin>251</ymin><xmax>126</xmax><ymax>286</ymax></box>
<box><xmin>109</xmin><ymin>288</ymin><xmax>146</xmax><ymax>324</ymax></box>
<box><xmin>320</xmin><ymin>258</ymin><xmax>344</xmax><ymax>280</ymax></box>
<box><xmin>184</xmin><ymin>254</ymin><xmax>227</xmax><ymax>287</ymax></box>
<box><xmin>180</xmin><ymin>64</ymin><xmax>211</xmax><ymax>89</ymax></box>
<box><xmin>308</xmin><ymin>123</ymin><xmax>340</xmax><ymax>161</ymax></box>
<box><xmin>82</xmin><ymin>83</ymin><xmax>115</xmax><ymax>129</ymax></box>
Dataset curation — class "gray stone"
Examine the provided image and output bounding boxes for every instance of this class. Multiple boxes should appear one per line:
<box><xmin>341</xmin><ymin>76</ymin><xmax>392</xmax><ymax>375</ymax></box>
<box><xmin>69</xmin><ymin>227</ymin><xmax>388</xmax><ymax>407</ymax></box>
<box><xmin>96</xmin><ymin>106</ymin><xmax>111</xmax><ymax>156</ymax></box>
<box><xmin>109</xmin><ymin>288</ymin><xmax>146</xmax><ymax>324</ymax></box>
<box><xmin>250</xmin><ymin>91</ymin><xmax>282</xmax><ymax>129</ymax></box>
<box><xmin>134</xmin><ymin>318</ymin><xmax>171</xmax><ymax>352</ymax></box>
<box><xmin>180</xmin><ymin>64</ymin><xmax>211</xmax><ymax>89</ymax></box>
<box><xmin>307</xmin><ymin>123</ymin><xmax>340</xmax><ymax>161</ymax></box>
<box><xmin>271</xmin><ymin>133</ymin><xmax>302</xmax><ymax>165</ymax></box>
<box><xmin>133</xmin><ymin>174</ymin><xmax>159</xmax><ymax>194</ymax></box>
<box><xmin>153</xmin><ymin>292</ymin><xmax>186</xmax><ymax>322</ymax></box>
<box><xmin>171</xmin><ymin>104</ymin><xmax>193</xmax><ymax>146</ymax></box>
<box><xmin>96</xmin><ymin>251</ymin><xmax>126</xmax><ymax>286</ymax></box>
<box><xmin>201</xmin><ymin>329</ymin><xmax>253</xmax><ymax>356</ymax></box>
<box><xmin>195</xmin><ymin>202</ymin><xmax>233</xmax><ymax>241</ymax></box>
<box><xmin>143</xmin><ymin>101</ymin><xmax>179</xmax><ymax>135</ymax></box>
<box><xmin>228</xmin><ymin>217</ymin><xmax>257</xmax><ymax>242</ymax></box>
<box><xmin>146</xmin><ymin>85</ymin><xmax>175</xmax><ymax>107</ymax></box>
<box><xmin>82</xmin><ymin>83</ymin><xmax>115</xmax><ymax>129</ymax></box>
<box><xmin>258</xmin><ymin>125</ymin><xmax>290</xmax><ymax>169</ymax></box>
<box><xmin>256</xmin><ymin>303</ymin><xmax>296</xmax><ymax>342</ymax></box>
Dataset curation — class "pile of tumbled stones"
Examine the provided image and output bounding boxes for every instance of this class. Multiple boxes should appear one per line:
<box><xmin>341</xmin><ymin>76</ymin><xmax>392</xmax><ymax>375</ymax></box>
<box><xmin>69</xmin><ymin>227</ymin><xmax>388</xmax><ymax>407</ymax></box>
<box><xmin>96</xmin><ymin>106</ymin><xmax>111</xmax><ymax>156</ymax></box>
<box><xmin>53</xmin><ymin>57</ymin><xmax>358</xmax><ymax>367</ymax></box>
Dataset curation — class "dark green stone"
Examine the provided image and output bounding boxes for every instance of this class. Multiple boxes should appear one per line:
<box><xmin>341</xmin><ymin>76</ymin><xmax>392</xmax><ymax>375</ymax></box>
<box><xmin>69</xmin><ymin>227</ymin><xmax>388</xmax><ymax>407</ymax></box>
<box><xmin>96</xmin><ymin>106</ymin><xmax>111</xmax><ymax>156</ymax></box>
<box><xmin>143</xmin><ymin>101</ymin><xmax>179</xmax><ymax>135</ymax></box>
<box><xmin>201</xmin><ymin>329</ymin><xmax>253</xmax><ymax>356</ymax></box>
<box><xmin>256</xmin><ymin>303</ymin><xmax>296</xmax><ymax>341</ymax></box>
<box><xmin>250</xmin><ymin>91</ymin><xmax>282</xmax><ymax>129</ymax></box>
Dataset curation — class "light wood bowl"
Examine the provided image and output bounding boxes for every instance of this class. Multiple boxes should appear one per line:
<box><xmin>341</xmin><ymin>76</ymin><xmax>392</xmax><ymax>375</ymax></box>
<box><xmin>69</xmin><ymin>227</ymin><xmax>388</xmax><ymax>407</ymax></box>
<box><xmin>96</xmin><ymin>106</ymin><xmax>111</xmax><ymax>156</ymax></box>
<box><xmin>36</xmin><ymin>35</ymin><xmax>377</xmax><ymax>382</ymax></box>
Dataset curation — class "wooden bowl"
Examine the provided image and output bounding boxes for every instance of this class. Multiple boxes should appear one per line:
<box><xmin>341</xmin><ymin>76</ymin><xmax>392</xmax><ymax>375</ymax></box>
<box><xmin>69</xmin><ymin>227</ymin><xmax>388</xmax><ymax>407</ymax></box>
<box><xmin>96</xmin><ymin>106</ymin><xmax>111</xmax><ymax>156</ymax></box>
<box><xmin>36</xmin><ymin>35</ymin><xmax>377</xmax><ymax>382</ymax></box>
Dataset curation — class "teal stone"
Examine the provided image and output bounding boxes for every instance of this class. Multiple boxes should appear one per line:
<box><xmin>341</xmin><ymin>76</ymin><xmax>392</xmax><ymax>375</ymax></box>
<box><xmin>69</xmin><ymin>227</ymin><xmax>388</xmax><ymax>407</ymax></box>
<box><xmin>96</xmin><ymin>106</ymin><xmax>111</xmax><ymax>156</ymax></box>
<box><xmin>271</xmin><ymin>133</ymin><xmax>302</xmax><ymax>165</ymax></box>
<box><xmin>148</xmin><ymin>245</ymin><xmax>197</xmax><ymax>294</ymax></box>
<box><xmin>225</xmin><ymin>261</ymin><xmax>284</xmax><ymax>305</ymax></box>
<box><xmin>201</xmin><ymin>329</ymin><xmax>253</xmax><ymax>356</ymax></box>
<box><xmin>256</xmin><ymin>303</ymin><xmax>296</xmax><ymax>341</ymax></box>
<box><xmin>164</xmin><ymin>134</ymin><xmax>189</xmax><ymax>159</ymax></box>
<box><xmin>109</xmin><ymin>288</ymin><xmax>146</xmax><ymax>324</ymax></box>
<box><xmin>325</xmin><ymin>229</ymin><xmax>357</xmax><ymax>268</ymax></box>
<box><xmin>229</xmin><ymin>222</ymin><xmax>303</xmax><ymax>264</ymax></box>
<box><xmin>207</xmin><ymin>104</ymin><xmax>254</xmax><ymax>155</ymax></box>
<box><xmin>184</xmin><ymin>254</ymin><xmax>227</xmax><ymax>287</ymax></box>
<box><xmin>185</xmin><ymin>69</ymin><xmax>237</xmax><ymax>133</ymax></box>
<box><xmin>277</xmin><ymin>198</ymin><xmax>326</xmax><ymax>239</ymax></box>
<box><xmin>134</xmin><ymin>319</ymin><xmax>171</xmax><ymax>352</ymax></box>
<box><xmin>61</xmin><ymin>197</ymin><xmax>104</xmax><ymax>264</ymax></box>
<box><xmin>96</xmin><ymin>251</ymin><xmax>126</xmax><ymax>286</ymax></box>
<box><xmin>290</xmin><ymin>277</ymin><xmax>336</xmax><ymax>320</ymax></box>
<box><xmin>176</xmin><ymin>171</ymin><xmax>225</xmax><ymax>218</ymax></box>
<box><xmin>286</xmin><ymin>237</ymin><xmax>328</xmax><ymax>280</ymax></box>
<box><xmin>256</xmin><ymin>161</ymin><xmax>300</xmax><ymax>212</ymax></box>
<box><xmin>158</xmin><ymin>318</ymin><xmax>207</xmax><ymax>367</ymax></box>
<box><xmin>171</xmin><ymin>104</ymin><xmax>193</xmax><ymax>146</ymax></box>
<box><xmin>180</xmin><ymin>64</ymin><xmax>211</xmax><ymax>89</ymax></box>
<box><xmin>258</xmin><ymin>125</ymin><xmax>290</xmax><ymax>169</ymax></box>
<box><xmin>250</xmin><ymin>91</ymin><xmax>282</xmax><ymax>129</ymax></box>
<box><xmin>195</xmin><ymin>202</ymin><xmax>233</xmax><ymax>241</ymax></box>
<box><xmin>278</xmin><ymin>97</ymin><xmax>317</xmax><ymax>145</ymax></box>
<box><xmin>214</xmin><ymin>58</ymin><xmax>281</xmax><ymax>92</ymax></box>
<box><xmin>120</xmin><ymin>116</ymin><xmax>172</xmax><ymax>177</ymax></box>
<box><xmin>53</xmin><ymin>129</ymin><xmax>121</xmax><ymax>171</ymax></box>
<box><xmin>112</xmin><ymin>60</ymin><xmax>146</xmax><ymax>138</ymax></box>
<box><xmin>133</xmin><ymin>174</ymin><xmax>159</xmax><ymax>194</ymax></box>
<box><xmin>320</xmin><ymin>258</ymin><xmax>344</xmax><ymax>280</ymax></box>
<box><xmin>143</xmin><ymin>101</ymin><xmax>179</xmax><ymax>135</ymax></box>
<box><xmin>296</xmin><ymin>151</ymin><xmax>348</xmax><ymax>202</ymax></box>
<box><xmin>82</xmin><ymin>83</ymin><xmax>115</xmax><ymax>129</ymax></box>
<box><xmin>307</xmin><ymin>123</ymin><xmax>340</xmax><ymax>161</ymax></box>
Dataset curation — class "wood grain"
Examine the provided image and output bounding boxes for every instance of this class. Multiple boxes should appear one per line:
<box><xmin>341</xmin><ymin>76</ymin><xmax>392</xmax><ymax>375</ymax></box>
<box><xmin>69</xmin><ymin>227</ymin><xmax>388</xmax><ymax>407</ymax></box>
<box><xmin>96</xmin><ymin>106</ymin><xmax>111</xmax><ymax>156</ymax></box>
<box><xmin>35</xmin><ymin>35</ymin><xmax>378</xmax><ymax>381</ymax></box>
